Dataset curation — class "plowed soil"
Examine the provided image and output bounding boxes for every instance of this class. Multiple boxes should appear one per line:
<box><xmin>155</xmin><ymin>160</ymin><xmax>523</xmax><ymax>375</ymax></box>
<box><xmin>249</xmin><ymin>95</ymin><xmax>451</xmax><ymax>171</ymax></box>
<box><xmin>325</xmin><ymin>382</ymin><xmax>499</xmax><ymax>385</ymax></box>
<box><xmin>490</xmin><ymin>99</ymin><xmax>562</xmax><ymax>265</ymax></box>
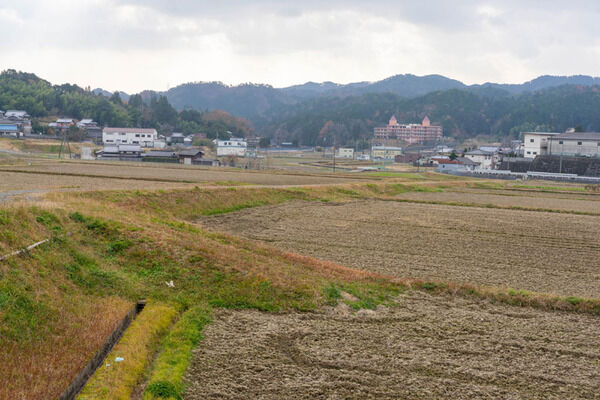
<box><xmin>396</xmin><ymin>190</ymin><xmax>600</xmax><ymax>214</ymax></box>
<box><xmin>0</xmin><ymin>161</ymin><xmax>357</xmax><ymax>187</ymax></box>
<box><xmin>202</xmin><ymin>200</ymin><xmax>600</xmax><ymax>298</ymax></box>
<box><xmin>184</xmin><ymin>292</ymin><xmax>600</xmax><ymax>400</ymax></box>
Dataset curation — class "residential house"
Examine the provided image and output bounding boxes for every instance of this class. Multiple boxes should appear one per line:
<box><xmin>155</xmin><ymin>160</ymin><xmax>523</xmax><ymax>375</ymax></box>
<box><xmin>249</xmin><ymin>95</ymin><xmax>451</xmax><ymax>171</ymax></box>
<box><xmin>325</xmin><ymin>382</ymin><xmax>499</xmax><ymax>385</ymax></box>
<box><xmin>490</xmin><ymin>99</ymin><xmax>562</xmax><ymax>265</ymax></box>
<box><xmin>57</xmin><ymin>118</ymin><xmax>75</xmax><ymax>129</ymax></box>
<box><xmin>216</xmin><ymin>138</ymin><xmax>247</xmax><ymax>157</ymax></box>
<box><xmin>168</xmin><ymin>133</ymin><xmax>185</xmax><ymax>145</ymax></box>
<box><xmin>335</xmin><ymin>148</ymin><xmax>354</xmax><ymax>159</ymax></box>
<box><xmin>75</xmin><ymin>119</ymin><xmax>102</xmax><ymax>143</ymax></box>
<box><xmin>0</xmin><ymin>119</ymin><xmax>20</xmax><ymax>137</ymax></box>
<box><xmin>437</xmin><ymin>157</ymin><xmax>479</xmax><ymax>173</ymax></box>
<box><xmin>4</xmin><ymin>110</ymin><xmax>30</xmax><ymax>120</ymax></box>
<box><xmin>97</xmin><ymin>144</ymin><xmax>142</xmax><ymax>161</ymax></box>
<box><xmin>465</xmin><ymin>149</ymin><xmax>495</xmax><ymax>170</ymax></box>
<box><xmin>371</xmin><ymin>145</ymin><xmax>403</xmax><ymax>160</ymax></box>
<box><xmin>102</xmin><ymin>127</ymin><xmax>158</xmax><ymax>148</ymax></box>
<box><xmin>142</xmin><ymin>151</ymin><xmax>178</xmax><ymax>163</ymax></box>
<box><xmin>395</xmin><ymin>153</ymin><xmax>421</xmax><ymax>164</ymax></box>
<box><xmin>77</xmin><ymin>119</ymin><xmax>97</xmax><ymax>128</ymax></box>
<box><xmin>3</xmin><ymin>110</ymin><xmax>31</xmax><ymax>135</ymax></box>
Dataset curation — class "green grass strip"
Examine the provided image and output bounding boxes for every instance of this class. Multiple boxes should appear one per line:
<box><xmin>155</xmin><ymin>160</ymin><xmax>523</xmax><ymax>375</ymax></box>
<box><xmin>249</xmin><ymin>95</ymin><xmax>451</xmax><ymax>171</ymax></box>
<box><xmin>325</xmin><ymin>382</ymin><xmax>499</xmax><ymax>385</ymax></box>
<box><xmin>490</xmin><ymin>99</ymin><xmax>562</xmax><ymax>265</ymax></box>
<box><xmin>143</xmin><ymin>305</ymin><xmax>212</xmax><ymax>400</ymax></box>
<box><xmin>77</xmin><ymin>303</ymin><xmax>178</xmax><ymax>400</ymax></box>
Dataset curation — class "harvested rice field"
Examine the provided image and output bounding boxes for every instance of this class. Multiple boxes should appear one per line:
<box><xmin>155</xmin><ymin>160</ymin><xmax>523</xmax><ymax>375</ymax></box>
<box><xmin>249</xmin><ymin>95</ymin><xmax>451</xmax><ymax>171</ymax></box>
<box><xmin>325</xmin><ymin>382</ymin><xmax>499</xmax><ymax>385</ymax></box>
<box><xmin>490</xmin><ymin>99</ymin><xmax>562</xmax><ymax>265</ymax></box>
<box><xmin>184</xmin><ymin>291</ymin><xmax>600</xmax><ymax>400</ymax></box>
<box><xmin>203</xmin><ymin>199</ymin><xmax>600</xmax><ymax>298</ymax></box>
<box><xmin>0</xmin><ymin>160</ymin><xmax>359</xmax><ymax>187</ymax></box>
<box><xmin>0</xmin><ymin>170</ymin><xmax>196</xmax><ymax>200</ymax></box>
<box><xmin>397</xmin><ymin>190</ymin><xmax>600</xmax><ymax>214</ymax></box>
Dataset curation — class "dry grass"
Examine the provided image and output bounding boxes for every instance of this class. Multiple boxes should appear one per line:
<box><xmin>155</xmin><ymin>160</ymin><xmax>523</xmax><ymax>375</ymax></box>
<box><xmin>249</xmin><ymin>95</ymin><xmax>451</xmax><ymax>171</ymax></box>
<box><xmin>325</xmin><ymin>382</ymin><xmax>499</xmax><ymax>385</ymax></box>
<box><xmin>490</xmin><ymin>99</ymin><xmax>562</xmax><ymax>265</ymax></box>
<box><xmin>2</xmin><ymin>178</ymin><xmax>599</xmax><ymax>399</ymax></box>
<box><xmin>0</xmin><ymin>296</ymin><xmax>131</xmax><ymax>400</ymax></box>
<box><xmin>77</xmin><ymin>303</ymin><xmax>178</xmax><ymax>400</ymax></box>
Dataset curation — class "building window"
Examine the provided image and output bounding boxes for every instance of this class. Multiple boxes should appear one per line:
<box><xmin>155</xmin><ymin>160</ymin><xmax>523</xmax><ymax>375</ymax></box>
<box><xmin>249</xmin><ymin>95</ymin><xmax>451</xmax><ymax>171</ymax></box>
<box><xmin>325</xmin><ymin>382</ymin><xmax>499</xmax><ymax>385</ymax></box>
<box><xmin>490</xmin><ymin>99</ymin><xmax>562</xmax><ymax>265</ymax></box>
<box><xmin>559</xmin><ymin>141</ymin><xmax>563</xmax><ymax>144</ymax></box>
<box><xmin>135</xmin><ymin>134</ymin><xmax>140</xmax><ymax>137</ymax></box>
<box><xmin>533</xmin><ymin>151</ymin><xmax>537</xmax><ymax>155</ymax></box>
<box><xmin>527</xmin><ymin>151</ymin><xmax>531</xmax><ymax>154</ymax></box>
<box><xmin>578</xmin><ymin>141</ymin><xmax>583</xmax><ymax>145</ymax></box>
<box><xmin>530</xmin><ymin>139</ymin><xmax>535</xmax><ymax>143</ymax></box>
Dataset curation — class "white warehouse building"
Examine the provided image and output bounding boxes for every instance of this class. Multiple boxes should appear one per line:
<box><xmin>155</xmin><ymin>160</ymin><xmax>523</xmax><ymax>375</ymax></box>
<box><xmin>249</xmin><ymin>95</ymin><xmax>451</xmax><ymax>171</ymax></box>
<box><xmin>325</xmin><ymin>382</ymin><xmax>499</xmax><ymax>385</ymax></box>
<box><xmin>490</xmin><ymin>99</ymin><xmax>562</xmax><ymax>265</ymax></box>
<box><xmin>216</xmin><ymin>138</ymin><xmax>247</xmax><ymax>157</ymax></box>
<box><xmin>522</xmin><ymin>132</ymin><xmax>561</xmax><ymax>158</ymax></box>
<box><xmin>103</xmin><ymin>127</ymin><xmax>158</xmax><ymax>148</ymax></box>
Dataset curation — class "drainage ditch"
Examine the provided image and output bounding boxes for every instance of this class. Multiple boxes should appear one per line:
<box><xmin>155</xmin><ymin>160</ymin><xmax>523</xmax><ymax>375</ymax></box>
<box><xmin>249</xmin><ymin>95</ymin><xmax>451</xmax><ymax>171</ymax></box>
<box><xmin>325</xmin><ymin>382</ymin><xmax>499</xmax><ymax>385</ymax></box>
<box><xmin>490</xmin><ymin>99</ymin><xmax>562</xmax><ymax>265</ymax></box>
<box><xmin>59</xmin><ymin>300</ymin><xmax>147</xmax><ymax>400</ymax></box>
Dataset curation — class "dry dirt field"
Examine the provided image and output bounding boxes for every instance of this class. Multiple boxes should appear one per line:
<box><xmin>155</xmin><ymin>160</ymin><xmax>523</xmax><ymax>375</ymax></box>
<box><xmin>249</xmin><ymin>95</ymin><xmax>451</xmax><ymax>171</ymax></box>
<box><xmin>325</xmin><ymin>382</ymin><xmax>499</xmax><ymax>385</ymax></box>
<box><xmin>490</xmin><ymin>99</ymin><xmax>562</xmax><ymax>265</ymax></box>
<box><xmin>0</xmin><ymin>170</ymin><xmax>198</xmax><ymax>201</ymax></box>
<box><xmin>397</xmin><ymin>190</ymin><xmax>600</xmax><ymax>214</ymax></box>
<box><xmin>203</xmin><ymin>199</ymin><xmax>600</xmax><ymax>298</ymax></box>
<box><xmin>184</xmin><ymin>291</ymin><xmax>600</xmax><ymax>400</ymax></box>
<box><xmin>0</xmin><ymin>161</ymin><xmax>359</xmax><ymax>186</ymax></box>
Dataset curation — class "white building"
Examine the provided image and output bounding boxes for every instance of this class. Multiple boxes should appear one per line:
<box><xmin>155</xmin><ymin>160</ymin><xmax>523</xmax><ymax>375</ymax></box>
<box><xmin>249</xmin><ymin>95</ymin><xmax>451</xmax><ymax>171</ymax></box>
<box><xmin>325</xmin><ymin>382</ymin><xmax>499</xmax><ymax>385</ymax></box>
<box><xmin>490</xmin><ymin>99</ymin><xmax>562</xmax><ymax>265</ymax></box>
<box><xmin>4</xmin><ymin>110</ymin><xmax>30</xmax><ymax>120</ymax></box>
<box><xmin>77</xmin><ymin>119</ymin><xmax>98</xmax><ymax>128</ymax></box>
<box><xmin>102</xmin><ymin>127</ymin><xmax>158</xmax><ymax>148</ymax></box>
<box><xmin>335</xmin><ymin>148</ymin><xmax>354</xmax><ymax>159</ymax></box>
<box><xmin>216</xmin><ymin>138</ymin><xmax>247</xmax><ymax>157</ymax></box>
<box><xmin>465</xmin><ymin>149</ymin><xmax>495</xmax><ymax>170</ymax></box>
<box><xmin>522</xmin><ymin>132</ymin><xmax>560</xmax><ymax>158</ymax></box>
<box><xmin>371</xmin><ymin>145</ymin><xmax>403</xmax><ymax>160</ymax></box>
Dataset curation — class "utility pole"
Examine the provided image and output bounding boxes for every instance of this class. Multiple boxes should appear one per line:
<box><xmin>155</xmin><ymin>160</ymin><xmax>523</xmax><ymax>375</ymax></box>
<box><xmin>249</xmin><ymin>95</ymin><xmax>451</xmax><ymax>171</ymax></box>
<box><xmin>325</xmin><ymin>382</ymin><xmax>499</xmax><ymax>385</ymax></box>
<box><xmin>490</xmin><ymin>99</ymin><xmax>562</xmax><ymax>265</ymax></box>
<box><xmin>58</xmin><ymin>128</ymin><xmax>72</xmax><ymax>159</ymax></box>
<box><xmin>333</xmin><ymin>143</ymin><xmax>336</xmax><ymax>173</ymax></box>
<box><xmin>559</xmin><ymin>142</ymin><xmax>563</xmax><ymax>174</ymax></box>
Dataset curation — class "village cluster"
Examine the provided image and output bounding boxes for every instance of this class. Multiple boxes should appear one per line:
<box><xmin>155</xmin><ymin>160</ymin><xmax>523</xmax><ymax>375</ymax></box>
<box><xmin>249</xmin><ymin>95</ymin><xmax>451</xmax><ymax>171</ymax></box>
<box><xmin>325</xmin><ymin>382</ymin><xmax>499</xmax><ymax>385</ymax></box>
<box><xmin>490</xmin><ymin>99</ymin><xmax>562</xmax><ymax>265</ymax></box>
<box><xmin>2</xmin><ymin>110</ymin><xmax>600</xmax><ymax>181</ymax></box>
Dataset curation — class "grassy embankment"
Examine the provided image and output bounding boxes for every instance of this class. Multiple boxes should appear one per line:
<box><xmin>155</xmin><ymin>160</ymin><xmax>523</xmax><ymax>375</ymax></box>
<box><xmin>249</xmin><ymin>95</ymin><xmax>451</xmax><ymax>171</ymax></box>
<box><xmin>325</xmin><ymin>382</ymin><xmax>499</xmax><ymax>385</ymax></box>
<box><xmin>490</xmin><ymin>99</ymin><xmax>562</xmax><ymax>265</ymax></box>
<box><xmin>2</xmin><ymin>180</ymin><xmax>600</xmax><ymax>399</ymax></box>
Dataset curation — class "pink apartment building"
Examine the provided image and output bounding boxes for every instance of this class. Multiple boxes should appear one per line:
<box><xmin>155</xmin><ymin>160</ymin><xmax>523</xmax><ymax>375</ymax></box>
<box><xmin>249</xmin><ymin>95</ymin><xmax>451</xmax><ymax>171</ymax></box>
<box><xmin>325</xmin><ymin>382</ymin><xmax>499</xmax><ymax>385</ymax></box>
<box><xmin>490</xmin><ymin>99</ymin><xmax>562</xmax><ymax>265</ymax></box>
<box><xmin>374</xmin><ymin>116</ymin><xmax>442</xmax><ymax>144</ymax></box>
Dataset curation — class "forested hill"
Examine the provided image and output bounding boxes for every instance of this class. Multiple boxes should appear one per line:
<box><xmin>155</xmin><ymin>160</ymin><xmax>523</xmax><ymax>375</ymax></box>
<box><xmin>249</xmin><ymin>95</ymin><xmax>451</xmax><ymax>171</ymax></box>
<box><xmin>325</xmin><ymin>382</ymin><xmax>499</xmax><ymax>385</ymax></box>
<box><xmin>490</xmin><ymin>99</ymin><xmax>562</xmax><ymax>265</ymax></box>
<box><xmin>160</xmin><ymin>74</ymin><xmax>600</xmax><ymax>121</ymax></box>
<box><xmin>3</xmin><ymin>69</ymin><xmax>600</xmax><ymax>145</ymax></box>
<box><xmin>0</xmin><ymin>70</ymin><xmax>252</xmax><ymax>137</ymax></box>
<box><xmin>258</xmin><ymin>85</ymin><xmax>600</xmax><ymax>146</ymax></box>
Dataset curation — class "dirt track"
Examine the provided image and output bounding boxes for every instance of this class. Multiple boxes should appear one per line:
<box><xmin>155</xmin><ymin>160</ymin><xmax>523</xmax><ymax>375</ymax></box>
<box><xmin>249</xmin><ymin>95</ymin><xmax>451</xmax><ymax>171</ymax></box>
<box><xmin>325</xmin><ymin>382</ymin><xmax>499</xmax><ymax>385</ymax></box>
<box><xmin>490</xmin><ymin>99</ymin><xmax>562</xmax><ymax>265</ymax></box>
<box><xmin>184</xmin><ymin>292</ymin><xmax>600</xmax><ymax>399</ymax></box>
<box><xmin>202</xmin><ymin>199</ymin><xmax>600</xmax><ymax>298</ymax></box>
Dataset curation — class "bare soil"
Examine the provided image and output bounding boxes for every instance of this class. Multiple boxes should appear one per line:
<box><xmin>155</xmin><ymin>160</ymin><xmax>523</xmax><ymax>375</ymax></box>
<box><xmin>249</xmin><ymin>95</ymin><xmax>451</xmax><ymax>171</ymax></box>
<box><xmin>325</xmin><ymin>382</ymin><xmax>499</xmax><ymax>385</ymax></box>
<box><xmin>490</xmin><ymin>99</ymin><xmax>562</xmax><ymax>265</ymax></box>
<box><xmin>202</xmin><ymin>199</ymin><xmax>600</xmax><ymax>298</ymax></box>
<box><xmin>184</xmin><ymin>292</ymin><xmax>600</xmax><ymax>399</ymax></box>
<box><xmin>397</xmin><ymin>190</ymin><xmax>600</xmax><ymax>214</ymax></box>
<box><xmin>0</xmin><ymin>161</ymin><xmax>357</xmax><ymax>187</ymax></box>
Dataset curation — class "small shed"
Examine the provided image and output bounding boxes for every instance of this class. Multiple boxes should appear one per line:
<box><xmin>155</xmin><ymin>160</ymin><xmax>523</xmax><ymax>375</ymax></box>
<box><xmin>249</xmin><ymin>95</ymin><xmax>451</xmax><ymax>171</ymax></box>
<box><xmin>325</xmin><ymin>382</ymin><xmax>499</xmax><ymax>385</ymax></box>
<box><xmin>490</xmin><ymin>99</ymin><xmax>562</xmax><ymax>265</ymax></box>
<box><xmin>178</xmin><ymin>149</ymin><xmax>205</xmax><ymax>165</ymax></box>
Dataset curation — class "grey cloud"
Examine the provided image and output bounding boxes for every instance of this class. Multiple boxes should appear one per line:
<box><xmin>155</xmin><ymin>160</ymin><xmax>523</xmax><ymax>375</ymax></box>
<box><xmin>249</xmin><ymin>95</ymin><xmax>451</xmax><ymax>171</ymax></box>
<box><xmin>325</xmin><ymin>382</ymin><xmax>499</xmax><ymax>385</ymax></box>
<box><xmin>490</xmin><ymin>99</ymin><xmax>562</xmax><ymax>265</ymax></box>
<box><xmin>2</xmin><ymin>0</ymin><xmax>600</xmax><ymax>92</ymax></box>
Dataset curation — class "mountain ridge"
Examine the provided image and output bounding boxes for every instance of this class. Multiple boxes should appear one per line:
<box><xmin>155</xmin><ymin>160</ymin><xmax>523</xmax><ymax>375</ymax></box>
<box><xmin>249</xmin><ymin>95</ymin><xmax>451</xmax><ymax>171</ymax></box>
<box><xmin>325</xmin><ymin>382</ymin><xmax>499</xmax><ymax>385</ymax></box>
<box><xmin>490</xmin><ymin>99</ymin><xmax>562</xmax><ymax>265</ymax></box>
<box><xmin>144</xmin><ymin>74</ymin><xmax>600</xmax><ymax>120</ymax></box>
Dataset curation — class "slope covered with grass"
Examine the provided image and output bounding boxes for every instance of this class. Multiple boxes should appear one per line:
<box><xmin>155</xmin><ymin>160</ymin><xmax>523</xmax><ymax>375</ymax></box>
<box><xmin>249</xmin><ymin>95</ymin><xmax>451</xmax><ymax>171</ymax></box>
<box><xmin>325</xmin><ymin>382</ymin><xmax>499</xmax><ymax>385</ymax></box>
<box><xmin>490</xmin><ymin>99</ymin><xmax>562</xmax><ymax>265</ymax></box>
<box><xmin>2</xmin><ymin>180</ymin><xmax>599</xmax><ymax>399</ymax></box>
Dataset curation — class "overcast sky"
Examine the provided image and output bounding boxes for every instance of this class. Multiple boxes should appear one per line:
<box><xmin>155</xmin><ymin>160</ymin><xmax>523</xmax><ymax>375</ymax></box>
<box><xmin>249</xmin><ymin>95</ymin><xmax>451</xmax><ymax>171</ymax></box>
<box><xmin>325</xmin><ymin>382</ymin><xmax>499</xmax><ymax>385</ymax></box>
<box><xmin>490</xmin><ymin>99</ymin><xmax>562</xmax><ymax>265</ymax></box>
<box><xmin>1</xmin><ymin>1</ymin><xmax>599</xmax><ymax>93</ymax></box>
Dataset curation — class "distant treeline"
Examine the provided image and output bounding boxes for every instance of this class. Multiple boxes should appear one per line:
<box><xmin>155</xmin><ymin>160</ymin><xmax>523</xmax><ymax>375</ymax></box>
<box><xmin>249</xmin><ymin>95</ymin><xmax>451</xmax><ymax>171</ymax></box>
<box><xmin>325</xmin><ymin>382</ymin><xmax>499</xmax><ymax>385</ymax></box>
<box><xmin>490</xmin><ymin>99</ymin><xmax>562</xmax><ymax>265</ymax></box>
<box><xmin>158</xmin><ymin>73</ymin><xmax>600</xmax><ymax>147</ymax></box>
<box><xmin>257</xmin><ymin>86</ymin><xmax>600</xmax><ymax>147</ymax></box>
<box><xmin>0</xmin><ymin>70</ymin><xmax>252</xmax><ymax>138</ymax></box>
<box><xmin>5</xmin><ymin>69</ymin><xmax>600</xmax><ymax>146</ymax></box>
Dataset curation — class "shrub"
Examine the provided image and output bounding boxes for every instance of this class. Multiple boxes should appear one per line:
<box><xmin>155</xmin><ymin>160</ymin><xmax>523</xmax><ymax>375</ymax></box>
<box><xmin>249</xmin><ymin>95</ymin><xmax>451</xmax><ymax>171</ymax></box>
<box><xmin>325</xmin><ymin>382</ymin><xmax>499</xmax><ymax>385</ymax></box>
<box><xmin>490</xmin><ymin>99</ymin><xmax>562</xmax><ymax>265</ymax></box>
<box><xmin>107</xmin><ymin>239</ymin><xmax>133</xmax><ymax>254</ymax></box>
<box><xmin>146</xmin><ymin>381</ymin><xmax>182</xmax><ymax>400</ymax></box>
